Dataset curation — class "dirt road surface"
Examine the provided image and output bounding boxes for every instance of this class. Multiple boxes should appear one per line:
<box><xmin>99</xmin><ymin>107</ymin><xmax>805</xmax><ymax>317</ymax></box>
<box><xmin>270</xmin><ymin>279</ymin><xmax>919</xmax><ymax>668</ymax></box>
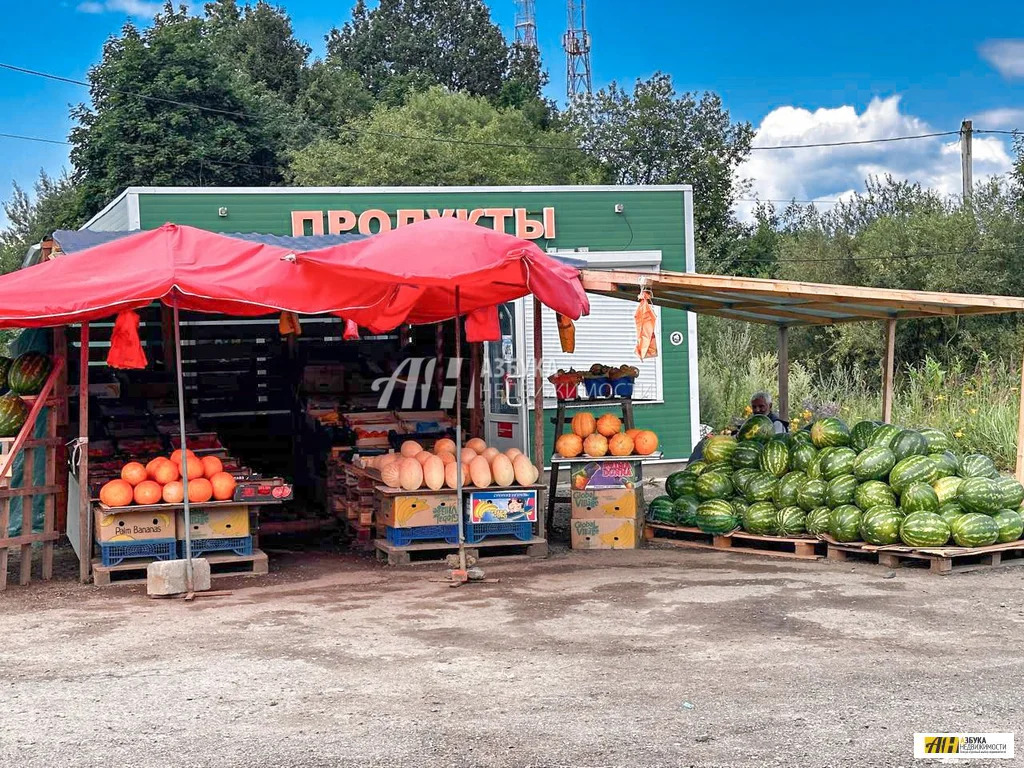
<box><xmin>2</xmin><ymin>545</ymin><xmax>1022</xmax><ymax>767</ymax></box>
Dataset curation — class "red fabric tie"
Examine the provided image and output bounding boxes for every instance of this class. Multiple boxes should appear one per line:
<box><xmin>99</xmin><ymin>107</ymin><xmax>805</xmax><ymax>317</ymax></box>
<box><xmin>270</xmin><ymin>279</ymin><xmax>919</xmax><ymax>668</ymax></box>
<box><xmin>343</xmin><ymin>319</ymin><xmax>360</xmax><ymax>340</ymax></box>
<box><xmin>464</xmin><ymin>306</ymin><xmax>500</xmax><ymax>342</ymax></box>
<box><xmin>107</xmin><ymin>310</ymin><xmax>148</xmax><ymax>369</ymax></box>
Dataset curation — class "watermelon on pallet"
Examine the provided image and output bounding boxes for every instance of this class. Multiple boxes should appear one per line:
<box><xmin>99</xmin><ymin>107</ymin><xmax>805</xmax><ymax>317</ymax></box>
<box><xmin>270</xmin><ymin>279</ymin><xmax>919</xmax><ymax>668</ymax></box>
<box><xmin>950</xmin><ymin>513</ymin><xmax>999</xmax><ymax>548</ymax></box>
<box><xmin>696</xmin><ymin>499</ymin><xmax>739</xmax><ymax>534</ymax></box>
<box><xmin>805</xmin><ymin>453</ymin><xmax>824</xmax><ymax>481</ymax></box>
<box><xmin>790</xmin><ymin>430</ymin><xmax>814</xmax><ymax>448</ymax></box>
<box><xmin>959</xmin><ymin>454</ymin><xmax>998</xmax><ymax>479</ymax></box>
<box><xmin>811</xmin><ymin>417</ymin><xmax>850</xmax><ymax>448</ymax></box>
<box><xmin>686</xmin><ymin>460</ymin><xmax>708</xmax><ymax>476</ymax></box>
<box><xmin>900</xmin><ymin>482</ymin><xmax>940</xmax><ymax>515</ymax></box>
<box><xmin>889</xmin><ymin>455</ymin><xmax>939</xmax><ymax>494</ymax></box>
<box><xmin>790</xmin><ymin>443</ymin><xmax>817</xmax><ymax>473</ymax></box>
<box><xmin>7</xmin><ymin>351</ymin><xmax>52</xmax><ymax>395</ymax></box>
<box><xmin>995</xmin><ymin>476</ymin><xmax>1024</xmax><ymax>509</ymax></box>
<box><xmin>928</xmin><ymin>451</ymin><xmax>959</xmax><ymax>479</ymax></box>
<box><xmin>797</xmin><ymin>478</ymin><xmax>828</xmax><ymax>512</ymax></box>
<box><xmin>993</xmin><ymin>510</ymin><xmax>1024</xmax><ymax>543</ymax></box>
<box><xmin>806</xmin><ymin>506</ymin><xmax>833</xmax><ymax>536</ymax></box>
<box><xmin>860</xmin><ymin>506</ymin><xmax>903</xmax><ymax>545</ymax></box>
<box><xmin>0</xmin><ymin>392</ymin><xmax>29</xmax><ymax>437</ymax></box>
<box><xmin>672</xmin><ymin>496</ymin><xmax>700</xmax><ymax>526</ymax></box>
<box><xmin>826</xmin><ymin>474</ymin><xmax>858</xmax><ymax>508</ymax></box>
<box><xmin>696</xmin><ymin>471</ymin><xmax>734</xmax><ymax>501</ymax></box>
<box><xmin>890</xmin><ymin>430</ymin><xmax>929</xmax><ymax>462</ymax></box>
<box><xmin>849</xmin><ymin>420</ymin><xmax>879</xmax><ymax>452</ymax></box>
<box><xmin>738</xmin><ymin>415</ymin><xmax>776</xmax><ymax>443</ymax></box>
<box><xmin>0</xmin><ymin>356</ymin><xmax>11</xmax><ymax>392</ymax></box>
<box><xmin>821</xmin><ymin>447</ymin><xmax>857</xmax><ymax>481</ymax></box>
<box><xmin>869</xmin><ymin>424</ymin><xmax>902</xmax><ymax>449</ymax></box>
<box><xmin>773</xmin><ymin>471</ymin><xmax>808</xmax><ymax>507</ymax></box>
<box><xmin>932</xmin><ymin>476</ymin><xmax>964</xmax><ymax>505</ymax></box>
<box><xmin>744</xmin><ymin>472</ymin><xmax>778</xmax><ymax>503</ymax></box>
<box><xmin>775</xmin><ymin>506</ymin><xmax>807</xmax><ymax>537</ymax></box>
<box><xmin>742</xmin><ymin>501</ymin><xmax>777</xmax><ymax>535</ymax></box>
<box><xmin>731</xmin><ymin>468</ymin><xmax>760</xmax><ymax>495</ymax></box>
<box><xmin>919</xmin><ymin>427</ymin><xmax>953</xmax><ymax>454</ymax></box>
<box><xmin>900</xmin><ymin>512</ymin><xmax>951</xmax><ymax>547</ymax></box>
<box><xmin>730</xmin><ymin>442</ymin><xmax>762</xmax><ymax>469</ymax></box>
<box><xmin>666</xmin><ymin>471</ymin><xmax>699</xmax><ymax>500</ymax></box>
<box><xmin>938</xmin><ymin>503</ymin><xmax>965</xmax><ymax>529</ymax></box>
<box><xmin>854</xmin><ymin>480</ymin><xmax>897</xmax><ymax>513</ymax></box>
<box><xmin>958</xmin><ymin>477</ymin><xmax>1003</xmax><ymax>515</ymax></box>
<box><xmin>759</xmin><ymin>439</ymin><xmax>790</xmax><ymax>478</ymax></box>
<box><xmin>647</xmin><ymin>495</ymin><xmax>676</xmax><ymax>523</ymax></box>
<box><xmin>829</xmin><ymin>505</ymin><xmax>863</xmax><ymax>542</ymax></box>
<box><xmin>704</xmin><ymin>435</ymin><xmax>738</xmax><ymax>464</ymax></box>
<box><xmin>852</xmin><ymin>446</ymin><xmax>895</xmax><ymax>481</ymax></box>
<box><xmin>730</xmin><ymin>498</ymin><xmax>749</xmax><ymax>518</ymax></box>
<box><xmin>704</xmin><ymin>460</ymin><xmax>733</xmax><ymax>475</ymax></box>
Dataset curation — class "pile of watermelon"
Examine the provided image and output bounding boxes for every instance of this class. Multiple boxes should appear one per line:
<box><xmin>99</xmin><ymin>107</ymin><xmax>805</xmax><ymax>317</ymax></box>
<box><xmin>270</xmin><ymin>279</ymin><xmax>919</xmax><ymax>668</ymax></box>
<box><xmin>0</xmin><ymin>352</ymin><xmax>54</xmax><ymax>437</ymax></box>
<box><xmin>648</xmin><ymin>414</ymin><xmax>1024</xmax><ymax>548</ymax></box>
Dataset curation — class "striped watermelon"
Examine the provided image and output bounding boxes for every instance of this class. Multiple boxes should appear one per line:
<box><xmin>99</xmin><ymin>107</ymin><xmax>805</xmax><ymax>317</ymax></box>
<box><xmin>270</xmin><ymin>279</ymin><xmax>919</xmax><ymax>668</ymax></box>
<box><xmin>704</xmin><ymin>435</ymin><xmax>738</xmax><ymax>464</ymax></box>
<box><xmin>932</xmin><ymin>476</ymin><xmax>964</xmax><ymax>505</ymax></box>
<box><xmin>889</xmin><ymin>455</ymin><xmax>939</xmax><ymax>495</ymax></box>
<box><xmin>938</xmin><ymin>503</ymin><xmax>965</xmax><ymax>528</ymax></box>
<box><xmin>744</xmin><ymin>472</ymin><xmax>778</xmax><ymax>503</ymax></box>
<box><xmin>774</xmin><ymin>471</ymin><xmax>808</xmax><ymax>507</ymax></box>
<box><xmin>900</xmin><ymin>512</ymin><xmax>951</xmax><ymax>547</ymax></box>
<box><xmin>806</xmin><ymin>506</ymin><xmax>833</xmax><ymax>536</ymax></box>
<box><xmin>730</xmin><ymin>498</ymin><xmax>750</xmax><ymax>518</ymax></box>
<box><xmin>950</xmin><ymin>513</ymin><xmax>999</xmax><ymax>547</ymax></box>
<box><xmin>704</xmin><ymin>460</ymin><xmax>733</xmax><ymax>475</ymax></box>
<box><xmin>0</xmin><ymin>356</ymin><xmax>11</xmax><ymax>392</ymax></box>
<box><xmin>685</xmin><ymin>460</ymin><xmax>708</xmax><ymax>476</ymax></box>
<box><xmin>829</xmin><ymin>505</ymin><xmax>863</xmax><ymax>542</ymax></box>
<box><xmin>775</xmin><ymin>506</ymin><xmax>807</xmax><ymax>537</ymax></box>
<box><xmin>849</xmin><ymin>420</ymin><xmax>879</xmax><ymax>452</ymax></box>
<box><xmin>958</xmin><ymin>477</ymin><xmax>1003</xmax><ymax>515</ymax></box>
<box><xmin>731</xmin><ymin>468</ymin><xmax>761</xmax><ymax>495</ymax></box>
<box><xmin>759</xmin><ymin>439</ymin><xmax>790</xmax><ymax>478</ymax></box>
<box><xmin>959</xmin><ymin>454</ymin><xmax>998</xmax><ymax>479</ymax></box>
<box><xmin>869</xmin><ymin>423</ymin><xmax>902</xmax><ymax>448</ymax></box>
<box><xmin>0</xmin><ymin>392</ymin><xmax>29</xmax><ymax>437</ymax></box>
<box><xmin>993</xmin><ymin>510</ymin><xmax>1024</xmax><ymax>542</ymax></box>
<box><xmin>696</xmin><ymin>471</ymin><xmax>734</xmax><ymax>501</ymax></box>
<box><xmin>730</xmin><ymin>442</ymin><xmax>762</xmax><ymax>469</ymax></box>
<box><xmin>854</xmin><ymin>480</ymin><xmax>897</xmax><ymax>512</ymax></box>
<box><xmin>929</xmin><ymin>452</ymin><xmax>960</xmax><ymax>479</ymax></box>
<box><xmin>852</xmin><ymin>446</ymin><xmax>895</xmax><ymax>481</ymax></box>
<box><xmin>789</xmin><ymin>430</ymin><xmax>814</xmax><ymax>448</ymax></box>
<box><xmin>996</xmin><ymin>476</ymin><xmax>1024</xmax><ymax>509</ymax></box>
<box><xmin>805</xmin><ymin>453</ymin><xmax>824</xmax><ymax>480</ymax></box>
<box><xmin>7</xmin><ymin>352</ymin><xmax>52</xmax><ymax>395</ymax></box>
<box><xmin>696</xmin><ymin>499</ymin><xmax>739</xmax><ymax>534</ymax></box>
<box><xmin>919</xmin><ymin>427</ymin><xmax>953</xmax><ymax>454</ymax></box>
<box><xmin>647</xmin><ymin>495</ymin><xmax>676</xmax><ymax>523</ymax></box>
<box><xmin>743</xmin><ymin>501</ymin><xmax>778</xmax><ymax>535</ymax></box>
<box><xmin>890</xmin><ymin>430</ymin><xmax>929</xmax><ymax>462</ymax></box>
<box><xmin>790</xmin><ymin>443</ymin><xmax>817</xmax><ymax>472</ymax></box>
<box><xmin>826</xmin><ymin>474</ymin><xmax>858</xmax><ymax>508</ymax></box>
<box><xmin>821</xmin><ymin>447</ymin><xmax>857</xmax><ymax>480</ymax></box>
<box><xmin>672</xmin><ymin>496</ymin><xmax>700</xmax><ymax>526</ymax></box>
<box><xmin>860</xmin><ymin>506</ymin><xmax>902</xmax><ymax>545</ymax></box>
<box><xmin>666</xmin><ymin>471</ymin><xmax>699</xmax><ymax>499</ymax></box>
<box><xmin>738</xmin><ymin>415</ymin><xmax>776</xmax><ymax>443</ymax></box>
<box><xmin>901</xmin><ymin>483</ymin><xmax>939</xmax><ymax>514</ymax></box>
<box><xmin>797</xmin><ymin>479</ymin><xmax>828</xmax><ymax>512</ymax></box>
<box><xmin>810</xmin><ymin>417</ymin><xmax>850</xmax><ymax>448</ymax></box>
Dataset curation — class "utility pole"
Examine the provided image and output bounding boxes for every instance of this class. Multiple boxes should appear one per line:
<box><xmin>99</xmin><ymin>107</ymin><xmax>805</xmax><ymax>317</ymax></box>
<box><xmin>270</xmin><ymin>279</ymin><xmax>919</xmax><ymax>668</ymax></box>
<box><xmin>960</xmin><ymin>119</ymin><xmax>973</xmax><ymax>206</ymax></box>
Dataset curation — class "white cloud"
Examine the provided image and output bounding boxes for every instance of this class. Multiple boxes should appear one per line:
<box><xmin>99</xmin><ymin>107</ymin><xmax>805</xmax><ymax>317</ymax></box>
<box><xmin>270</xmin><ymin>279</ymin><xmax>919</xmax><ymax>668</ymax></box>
<box><xmin>736</xmin><ymin>96</ymin><xmax>1016</xmax><ymax>221</ymax></box>
<box><xmin>76</xmin><ymin>0</ymin><xmax>162</xmax><ymax>14</ymax></box>
<box><xmin>972</xmin><ymin>107</ymin><xmax>1024</xmax><ymax>131</ymax></box>
<box><xmin>979</xmin><ymin>39</ymin><xmax>1024</xmax><ymax>79</ymax></box>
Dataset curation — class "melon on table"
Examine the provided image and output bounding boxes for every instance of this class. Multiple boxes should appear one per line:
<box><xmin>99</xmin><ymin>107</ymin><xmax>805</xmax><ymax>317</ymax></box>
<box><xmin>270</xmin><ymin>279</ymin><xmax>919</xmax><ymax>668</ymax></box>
<box><xmin>398</xmin><ymin>458</ymin><xmax>424</xmax><ymax>490</ymax></box>
<box><xmin>466</xmin><ymin>437</ymin><xmax>487</xmax><ymax>454</ymax></box>
<box><xmin>400</xmin><ymin>440</ymin><xmax>423</xmax><ymax>458</ymax></box>
<box><xmin>422</xmin><ymin>455</ymin><xmax>445</xmax><ymax>490</ymax></box>
<box><xmin>469</xmin><ymin>455</ymin><xmax>492</xmax><ymax>487</ymax></box>
<box><xmin>513</xmin><ymin>455</ymin><xmax>539</xmax><ymax>485</ymax></box>
<box><xmin>490</xmin><ymin>454</ymin><xmax>515</xmax><ymax>487</ymax></box>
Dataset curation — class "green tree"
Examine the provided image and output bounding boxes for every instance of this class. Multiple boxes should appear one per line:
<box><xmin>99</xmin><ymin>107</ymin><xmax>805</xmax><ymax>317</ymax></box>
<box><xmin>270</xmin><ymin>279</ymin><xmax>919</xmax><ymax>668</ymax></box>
<box><xmin>70</xmin><ymin>3</ymin><xmax>294</xmax><ymax>215</ymax></box>
<box><xmin>326</xmin><ymin>0</ymin><xmax>510</xmax><ymax>101</ymax></box>
<box><xmin>294</xmin><ymin>61</ymin><xmax>375</xmax><ymax>135</ymax></box>
<box><xmin>287</xmin><ymin>87</ymin><xmax>599</xmax><ymax>186</ymax></box>
<box><xmin>566</xmin><ymin>73</ymin><xmax>754</xmax><ymax>266</ymax></box>
<box><xmin>0</xmin><ymin>172</ymin><xmax>86</xmax><ymax>273</ymax></box>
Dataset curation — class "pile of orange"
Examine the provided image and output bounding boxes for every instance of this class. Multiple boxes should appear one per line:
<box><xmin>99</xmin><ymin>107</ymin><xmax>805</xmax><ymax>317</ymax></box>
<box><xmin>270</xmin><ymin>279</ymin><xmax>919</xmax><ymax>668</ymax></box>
<box><xmin>554</xmin><ymin>411</ymin><xmax>659</xmax><ymax>459</ymax></box>
<box><xmin>99</xmin><ymin>449</ymin><xmax>237</xmax><ymax>507</ymax></box>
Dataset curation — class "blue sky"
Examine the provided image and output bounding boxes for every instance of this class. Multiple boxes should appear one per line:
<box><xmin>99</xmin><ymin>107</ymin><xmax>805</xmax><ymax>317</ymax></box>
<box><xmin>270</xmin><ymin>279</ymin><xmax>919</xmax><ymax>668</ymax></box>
<box><xmin>1</xmin><ymin>0</ymin><xmax>1022</xmax><ymax>219</ymax></box>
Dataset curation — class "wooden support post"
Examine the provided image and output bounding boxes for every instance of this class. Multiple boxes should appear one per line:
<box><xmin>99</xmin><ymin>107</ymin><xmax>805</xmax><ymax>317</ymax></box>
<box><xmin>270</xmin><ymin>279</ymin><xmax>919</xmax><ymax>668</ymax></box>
<box><xmin>160</xmin><ymin>304</ymin><xmax>176</xmax><ymax>372</ymax></box>
<box><xmin>533</xmin><ymin>297</ymin><xmax>546</xmax><ymax>542</ymax></box>
<box><xmin>777</xmin><ymin>325</ymin><xmax>789</xmax><ymax>422</ymax></box>
<box><xmin>469</xmin><ymin>343</ymin><xmax>483</xmax><ymax>440</ymax></box>
<box><xmin>882</xmin><ymin>319</ymin><xmax>896</xmax><ymax>423</ymax></box>
<box><xmin>78</xmin><ymin>323</ymin><xmax>91</xmax><ymax>583</ymax></box>
<box><xmin>53</xmin><ymin>326</ymin><xmax>68</xmax><ymax>534</ymax></box>
<box><xmin>1016</xmin><ymin>345</ymin><xmax>1024</xmax><ymax>482</ymax></box>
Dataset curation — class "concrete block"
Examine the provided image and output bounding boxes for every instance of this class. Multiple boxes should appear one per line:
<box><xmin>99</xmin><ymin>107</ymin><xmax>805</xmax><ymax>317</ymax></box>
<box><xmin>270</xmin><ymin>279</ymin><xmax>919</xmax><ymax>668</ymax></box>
<box><xmin>147</xmin><ymin>558</ymin><xmax>211</xmax><ymax>596</ymax></box>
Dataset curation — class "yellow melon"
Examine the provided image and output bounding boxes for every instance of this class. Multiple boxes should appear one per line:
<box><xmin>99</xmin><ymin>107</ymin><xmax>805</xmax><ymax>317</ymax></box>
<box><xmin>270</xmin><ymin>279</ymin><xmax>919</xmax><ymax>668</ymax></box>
<box><xmin>583</xmin><ymin>433</ymin><xmax>609</xmax><ymax>457</ymax></box>
<box><xmin>466</xmin><ymin>437</ymin><xmax>487</xmax><ymax>454</ymax></box>
<box><xmin>596</xmin><ymin>413</ymin><xmax>622</xmax><ymax>437</ymax></box>
<box><xmin>398</xmin><ymin>458</ymin><xmax>424</xmax><ymax>490</ymax></box>
<box><xmin>571</xmin><ymin>412</ymin><xmax>597</xmax><ymax>438</ymax></box>
<box><xmin>422</xmin><ymin>455</ymin><xmax>445</xmax><ymax>490</ymax></box>
<box><xmin>608</xmin><ymin>432</ymin><xmax>634</xmax><ymax>456</ymax></box>
<box><xmin>381</xmin><ymin>463</ymin><xmax>401</xmax><ymax>488</ymax></box>
<box><xmin>481</xmin><ymin>446</ymin><xmax>500</xmax><ymax>463</ymax></box>
<box><xmin>400</xmin><ymin>440</ymin><xmax>423</xmax><ymax>458</ymax></box>
<box><xmin>469</xmin><ymin>455</ymin><xmax>492</xmax><ymax>487</ymax></box>
<box><xmin>513</xmin><ymin>454</ymin><xmax>538</xmax><ymax>486</ymax></box>
<box><xmin>434</xmin><ymin>438</ymin><xmax>457</xmax><ymax>455</ymax></box>
<box><xmin>437</xmin><ymin>451</ymin><xmax>456</xmax><ymax>466</ymax></box>
<box><xmin>505</xmin><ymin>447</ymin><xmax>523</xmax><ymax>462</ymax></box>
<box><xmin>460</xmin><ymin>447</ymin><xmax>479</xmax><ymax>464</ymax></box>
<box><xmin>555</xmin><ymin>433</ymin><xmax>584</xmax><ymax>458</ymax></box>
<box><xmin>415</xmin><ymin>450</ymin><xmax>434</xmax><ymax>466</ymax></box>
<box><xmin>490</xmin><ymin>454</ymin><xmax>515</xmax><ymax>487</ymax></box>
<box><xmin>378</xmin><ymin>453</ymin><xmax>399</xmax><ymax>469</ymax></box>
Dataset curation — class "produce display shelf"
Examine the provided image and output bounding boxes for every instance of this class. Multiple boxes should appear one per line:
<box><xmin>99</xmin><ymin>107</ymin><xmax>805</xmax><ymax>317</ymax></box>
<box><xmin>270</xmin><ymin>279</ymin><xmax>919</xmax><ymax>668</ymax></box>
<box><xmin>374</xmin><ymin>535</ymin><xmax>548</xmax><ymax>566</ymax></box>
<box><xmin>820</xmin><ymin>535</ymin><xmax>1024</xmax><ymax>574</ymax></box>
<box><xmin>550</xmin><ymin>452</ymin><xmax>663</xmax><ymax>464</ymax></box>
<box><xmin>91</xmin><ymin>549</ymin><xmax>269</xmax><ymax>587</ymax></box>
<box><xmin>374</xmin><ymin>483</ymin><xmax>545</xmax><ymax>496</ymax></box>
<box><xmin>95</xmin><ymin>499</ymin><xmax>281</xmax><ymax>513</ymax></box>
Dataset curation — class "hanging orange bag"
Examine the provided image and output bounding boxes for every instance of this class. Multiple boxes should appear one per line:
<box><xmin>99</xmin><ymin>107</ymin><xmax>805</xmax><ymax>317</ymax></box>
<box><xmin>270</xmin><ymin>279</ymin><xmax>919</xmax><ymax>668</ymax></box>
<box><xmin>634</xmin><ymin>288</ymin><xmax>658</xmax><ymax>360</ymax></box>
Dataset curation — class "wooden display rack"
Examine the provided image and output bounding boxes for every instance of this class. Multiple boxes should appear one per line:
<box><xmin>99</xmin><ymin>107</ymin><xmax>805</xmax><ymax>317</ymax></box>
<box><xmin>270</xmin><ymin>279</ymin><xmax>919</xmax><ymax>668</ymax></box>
<box><xmin>644</xmin><ymin>522</ymin><xmax>825</xmax><ymax>561</ymax></box>
<box><xmin>820</xmin><ymin>535</ymin><xmax>1024</xmax><ymax>574</ymax></box>
<box><xmin>91</xmin><ymin>549</ymin><xmax>269</xmax><ymax>586</ymax></box>
<box><xmin>374</xmin><ymin>536</ymin><xmax>548</xmax><ymax>566</ymax></box>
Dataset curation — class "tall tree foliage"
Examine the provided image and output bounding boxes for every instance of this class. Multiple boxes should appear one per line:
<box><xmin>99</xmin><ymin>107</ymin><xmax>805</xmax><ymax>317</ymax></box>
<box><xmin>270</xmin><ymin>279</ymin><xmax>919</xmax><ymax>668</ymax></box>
<box><xmin>0</xmin><ymin>172</ymin><xmax>85</xmax><ymax>273</ymax></box>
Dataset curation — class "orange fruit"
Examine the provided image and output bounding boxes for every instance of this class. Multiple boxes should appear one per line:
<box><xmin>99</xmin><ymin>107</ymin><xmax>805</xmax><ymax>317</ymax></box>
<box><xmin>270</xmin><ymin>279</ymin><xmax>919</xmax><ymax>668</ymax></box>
<box><xmin>162</xmin><ymin>481</ymin><xmax>185</xmax><ymax>504</ymax></box>
<box><xmin>210</xmin><ymin>471</ymin><xmax>237</xmax><ymax>501</ymax></box>
<box><xmin>120</xmin><ymin>462</ymin><xmax>148</xmax><ymax>486</ymax></box>
<box><xmin>201</xmin><ymin>455</ymin><xmax>223</xmax><ymax>478</ymax></box>
<box><xmin>133</xmin><ymin>480</ymin><xmax>162</xmax><ymax>506</ymax></box>
<box><xmin>99</xmin><ymin>479</ymin><xmax>133</xmax><ymax>507</ymax></box>
<box><xmin>153</xmin><ymin>460</ymin><xmax>180</xmax><ymax>485</ymax></box>
<box><xmin>187</xmin><ymin>477</ymin><xmax>213</xmax><ymax>503</ymax></box>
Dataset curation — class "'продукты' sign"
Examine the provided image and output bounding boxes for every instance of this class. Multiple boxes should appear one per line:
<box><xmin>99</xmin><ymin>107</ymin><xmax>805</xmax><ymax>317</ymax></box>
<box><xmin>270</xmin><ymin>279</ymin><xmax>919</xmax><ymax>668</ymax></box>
<box><xmin>290</xmin><ymin>207</ymin><xmax>557</xmax><ymax>240</ymax></box>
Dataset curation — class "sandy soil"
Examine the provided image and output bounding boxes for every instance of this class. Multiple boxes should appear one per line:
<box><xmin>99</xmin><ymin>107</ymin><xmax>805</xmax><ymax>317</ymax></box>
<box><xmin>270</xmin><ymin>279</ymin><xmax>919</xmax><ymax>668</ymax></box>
<box><xmin>2</xmin><ymin>543</ymin><xmax>1022</xmax><ymax>768</ymax></box>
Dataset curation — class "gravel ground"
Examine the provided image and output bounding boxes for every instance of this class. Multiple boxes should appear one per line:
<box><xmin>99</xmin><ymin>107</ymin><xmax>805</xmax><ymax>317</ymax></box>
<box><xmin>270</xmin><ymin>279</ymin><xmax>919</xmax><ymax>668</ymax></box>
<box><xmin>1</xmin><ymin>542</ymin><xmax>1022</xmax><ymax>768</ymax></box>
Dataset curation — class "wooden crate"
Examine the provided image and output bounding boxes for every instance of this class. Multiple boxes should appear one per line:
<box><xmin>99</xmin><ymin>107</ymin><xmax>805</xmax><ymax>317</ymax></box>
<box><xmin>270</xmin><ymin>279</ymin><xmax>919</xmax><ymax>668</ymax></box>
<box><xmin>374</xmin><ymin>536</ymin><xmax>548</xmax><ymax>566</ymax></box>
<box><xmin>91</xmin><ymin>549</ymin><xmax>269</xmax><ymax>586</ymax></box>
<box><xmin>821</xmin><ymin>535</ymin><xmax>1024</xmax><ymax>574</ymax></box>
<box><xmin>644</xmin><ymin>522</ymin><xmax>825</xmax><ymax>561</ymax></box>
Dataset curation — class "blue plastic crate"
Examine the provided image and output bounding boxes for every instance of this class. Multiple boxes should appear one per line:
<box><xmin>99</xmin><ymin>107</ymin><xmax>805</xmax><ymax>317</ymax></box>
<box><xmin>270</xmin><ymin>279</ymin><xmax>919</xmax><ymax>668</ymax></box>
<box><xmin>464</xmin><ymin>519</ymin><xmax>534</xmax><ymax>544</ymax></box>
<box><xmin>386</xmin><ymin>524</ymin><xmax>460</xmax><ymax>547</ymax></box>
<box><xmin>99</xmin><ymin>538</ymin><xmax>178</xmax><ymax>567</ymax></box>
<box><xmin>180</xmin><ymin>536</ymin><xmax>253</xmax><ymax>558</ymax></box>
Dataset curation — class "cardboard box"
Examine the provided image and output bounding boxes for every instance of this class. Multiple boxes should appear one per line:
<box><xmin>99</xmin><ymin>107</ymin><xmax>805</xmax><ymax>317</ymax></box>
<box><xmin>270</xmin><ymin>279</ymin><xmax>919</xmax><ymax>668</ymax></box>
<box><xmin>569</xmin><ymin>460</ymin><xmax>642</xmax><ymax>490</ymax></box>
<box><xmin>466</xmin><ymin>489</ymin><xmax>538</xmax><ymax>524</ymax></box>
<box><xmin>94</xmin><ymin>507</ymin><xmax>176</xmax><ymax>543</ymax></box>
<box><xmin>176</xmin><ymin>505</ymin><xmax>250</xmax><ymax>540</ymax></box>
<box><xmin>570</xmin><ymin>487</ymin><xmax>642</xmax><ymax>519</ymax></box>
<box><xmin>379</xmin><ymin>493</ymin><xmax>459</xmax><ymax>528</ymax></box>
<box><xmin>570</xmin><ymin>518</ymin><xmax>641</xmax><ymax>550</ymax></box>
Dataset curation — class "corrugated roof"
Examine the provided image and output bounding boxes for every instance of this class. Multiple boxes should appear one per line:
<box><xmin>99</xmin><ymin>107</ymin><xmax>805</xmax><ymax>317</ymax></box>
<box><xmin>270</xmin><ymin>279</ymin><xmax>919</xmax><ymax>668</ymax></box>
<box><xmin>51</xmin><ymin>229</ymin><xmax>368</xmax><ymax>254</ymax></box>
<box><xmin>581</xmin><ymin>269</ymin><xmax>1024</xmax><ymax>325</ymax></box>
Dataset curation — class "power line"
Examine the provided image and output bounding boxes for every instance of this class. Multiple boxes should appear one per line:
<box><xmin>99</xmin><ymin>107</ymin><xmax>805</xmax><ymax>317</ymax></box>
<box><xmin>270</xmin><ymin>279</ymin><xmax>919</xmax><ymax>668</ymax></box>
<box><xmin>976</xmin><ymin>129</ymin><xmax>1023</xmax><ymax>136</ymax></box>
<box><xmin>750</xmin><ymin>131</ymin><xmax>960</xmax><ymax>150</ymax></box>
<box><xmin>0</xmin><ymin>132</ymin><xmax>70</xmax><ymax>147</ymax></box>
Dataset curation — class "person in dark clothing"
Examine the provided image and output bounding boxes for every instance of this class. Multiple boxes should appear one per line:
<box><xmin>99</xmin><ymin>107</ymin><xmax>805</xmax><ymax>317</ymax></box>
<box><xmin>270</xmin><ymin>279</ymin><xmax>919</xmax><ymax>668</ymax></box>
<box><xmin>686</xmin><ymin>391</ymin><xmax>788</xmax><ymax>464</ymax></box>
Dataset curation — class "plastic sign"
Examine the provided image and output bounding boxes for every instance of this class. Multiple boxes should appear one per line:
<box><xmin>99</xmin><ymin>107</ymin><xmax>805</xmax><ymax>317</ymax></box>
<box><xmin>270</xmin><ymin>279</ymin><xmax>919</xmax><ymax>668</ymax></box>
<box><xmin>290</xmin><ymin>207</ymin><xmax>556</xmax><ymax>240</ymax></box>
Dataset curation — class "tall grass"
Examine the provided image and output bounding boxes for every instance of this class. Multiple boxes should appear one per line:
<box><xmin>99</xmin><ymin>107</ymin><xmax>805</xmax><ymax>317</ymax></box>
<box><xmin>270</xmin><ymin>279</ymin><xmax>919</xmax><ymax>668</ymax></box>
<box><xmin>699</xmin><ymin>331</ymin><xmax>1021</xmax><ymax>469</ymax></box>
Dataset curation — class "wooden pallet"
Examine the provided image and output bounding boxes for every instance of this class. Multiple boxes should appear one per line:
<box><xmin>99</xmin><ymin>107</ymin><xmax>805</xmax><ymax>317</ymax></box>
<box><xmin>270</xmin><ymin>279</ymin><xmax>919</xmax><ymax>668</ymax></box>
<box><xmin>374</xmin><ymin>536</ymin><xmax>548</xmax><ymax>566</ymax></box>
<box><xmin>821</xmin><ymin>535</ymin><xmax>1024</xmax><ymax>574</ymax></box>
<box><xmin>644</xmin><ymin>523</ymin><xmax>825</xmax><ymax>560</ymax></box>
<box><xmin>91</xmin><ymin>549</ymin><xmax>269</xmax><ymax>586</ymax></box>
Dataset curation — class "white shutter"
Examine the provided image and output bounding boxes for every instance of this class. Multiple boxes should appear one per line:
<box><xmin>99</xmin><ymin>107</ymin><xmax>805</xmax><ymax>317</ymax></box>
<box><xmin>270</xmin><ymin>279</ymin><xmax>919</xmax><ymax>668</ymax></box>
<box><xmin>523</xmin><ymin>251</ymin><xmax>662</xmax><ymax>409</ymax></box>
